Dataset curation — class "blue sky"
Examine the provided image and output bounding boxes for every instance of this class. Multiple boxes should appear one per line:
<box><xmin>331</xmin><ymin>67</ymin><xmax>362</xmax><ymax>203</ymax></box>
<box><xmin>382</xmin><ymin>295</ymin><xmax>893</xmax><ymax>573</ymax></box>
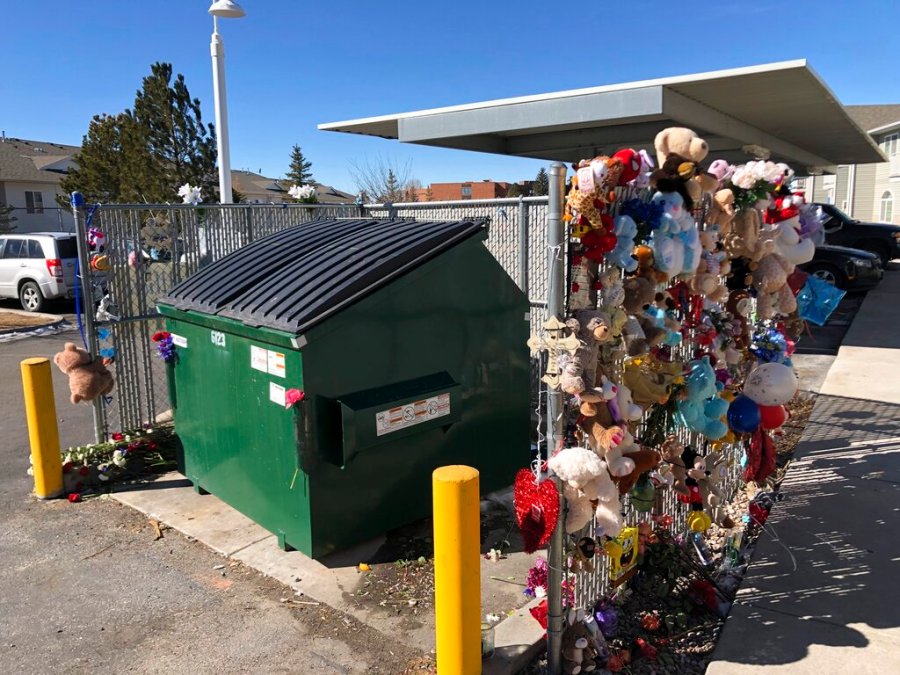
<box><xmin>2</xmin><ymin>1</ymin><xmax>898</xmax><ymax>193</ymax></box>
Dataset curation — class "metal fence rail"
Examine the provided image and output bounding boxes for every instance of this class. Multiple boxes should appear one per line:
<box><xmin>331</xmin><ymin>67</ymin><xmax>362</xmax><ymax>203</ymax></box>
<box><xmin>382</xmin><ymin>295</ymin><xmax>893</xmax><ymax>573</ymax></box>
<box><xmin>77</xmin><ymin>198</ymin><xmax>549</xmax><ymax>438</ymax></box>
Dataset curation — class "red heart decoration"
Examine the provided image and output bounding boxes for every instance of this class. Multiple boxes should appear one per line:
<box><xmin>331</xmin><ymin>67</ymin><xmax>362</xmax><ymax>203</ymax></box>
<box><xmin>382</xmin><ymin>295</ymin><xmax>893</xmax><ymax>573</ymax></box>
<box><xmin>514</xmin><ymin>468</ymin><xmax>560</xmax><ymax>554</ymax></box>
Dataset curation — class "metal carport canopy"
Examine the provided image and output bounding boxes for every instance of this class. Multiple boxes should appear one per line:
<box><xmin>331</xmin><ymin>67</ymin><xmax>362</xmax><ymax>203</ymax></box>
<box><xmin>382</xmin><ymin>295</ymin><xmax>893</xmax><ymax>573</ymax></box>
<box><xmin>319</xmin><ymin>60</ymin><xmax>884</xmax><ymax>173</ymax></box>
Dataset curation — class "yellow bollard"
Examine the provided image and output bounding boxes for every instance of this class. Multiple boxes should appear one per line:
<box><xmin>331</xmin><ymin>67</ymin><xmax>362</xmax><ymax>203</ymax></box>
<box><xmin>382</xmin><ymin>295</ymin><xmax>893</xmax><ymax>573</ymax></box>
<box><xmin>433</xmin><ymin>465</ymin><xmax>481</xmax><ymax>675</ymax></box>
<box><xmin>21</xmin><ymin>358</ymin><xmax>63</xmax><ymax>499</ymax></box>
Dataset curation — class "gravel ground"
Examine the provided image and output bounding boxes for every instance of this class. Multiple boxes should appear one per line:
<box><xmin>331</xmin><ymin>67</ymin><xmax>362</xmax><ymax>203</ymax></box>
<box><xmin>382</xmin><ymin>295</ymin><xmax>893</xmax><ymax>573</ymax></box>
<box><xmin>0</xmin><ymin>332</ymin><xmax>433</xmax><ymax>675</ymax></box>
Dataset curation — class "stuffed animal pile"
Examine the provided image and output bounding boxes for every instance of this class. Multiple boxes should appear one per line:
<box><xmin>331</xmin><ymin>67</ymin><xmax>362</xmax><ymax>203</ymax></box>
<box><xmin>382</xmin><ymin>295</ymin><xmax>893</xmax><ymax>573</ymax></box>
<box><xmin>516</xmin><ymin>126</ymin><xmax>836</xmax><ymax>666</ymax></box>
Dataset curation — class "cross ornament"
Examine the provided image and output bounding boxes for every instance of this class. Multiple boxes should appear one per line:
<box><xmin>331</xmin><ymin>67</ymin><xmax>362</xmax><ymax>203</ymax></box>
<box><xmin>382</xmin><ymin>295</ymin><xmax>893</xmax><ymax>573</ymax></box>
<box><xmin>527</xmin><ymin>316</ymin><xmax>581</xmax><ymax>389</ymax></box>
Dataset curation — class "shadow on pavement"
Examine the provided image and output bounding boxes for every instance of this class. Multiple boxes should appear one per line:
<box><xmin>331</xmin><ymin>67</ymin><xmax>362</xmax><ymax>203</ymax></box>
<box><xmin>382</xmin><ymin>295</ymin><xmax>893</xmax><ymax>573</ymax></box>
<box><xmin>711</xmin><ymin>393</ymin><xmax>900</xmax><ymax>669</ymax></box>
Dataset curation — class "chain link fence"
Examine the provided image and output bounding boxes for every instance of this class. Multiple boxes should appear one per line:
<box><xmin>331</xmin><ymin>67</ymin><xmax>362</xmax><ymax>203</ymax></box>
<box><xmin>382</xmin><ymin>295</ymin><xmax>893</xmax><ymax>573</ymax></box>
<box><xmin>77</xmin><ymin>199</ymin><xmax>549</xmax><ymax>439</ymax></box>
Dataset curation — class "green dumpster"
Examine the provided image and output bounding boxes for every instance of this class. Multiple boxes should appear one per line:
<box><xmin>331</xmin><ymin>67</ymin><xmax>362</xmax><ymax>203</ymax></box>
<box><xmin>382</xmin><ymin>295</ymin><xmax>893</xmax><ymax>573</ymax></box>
<box><xmin>157</xmin><ymin>218</ymin><xmax>530</xmax><ymax>558</ymax></box>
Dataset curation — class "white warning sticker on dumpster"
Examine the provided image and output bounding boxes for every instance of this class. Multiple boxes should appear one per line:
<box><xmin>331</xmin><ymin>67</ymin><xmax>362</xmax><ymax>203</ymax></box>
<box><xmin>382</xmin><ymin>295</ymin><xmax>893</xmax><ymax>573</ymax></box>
<box><xmin>267</xmin><ymin>350</ymin><xmax>286</xmax><ymax>378</ymax></box>
<box><xmin>170</xmin><ymin>333</ymin><xmax>188</xmax><ymax>348</ymax></box>
<box><xmin>269</xmin><ymin>382</ymin><xmax>286</xmax><ymax>407</ymax></box>
<box><xmin>375</xmin><ymin>393</ymin><xmax>451</xmax><ymax>437</ymax></box>
<box><xmin>251</xmin><ymin>345</ymin><xmax>268</xmax><ymax>373</ymax></box>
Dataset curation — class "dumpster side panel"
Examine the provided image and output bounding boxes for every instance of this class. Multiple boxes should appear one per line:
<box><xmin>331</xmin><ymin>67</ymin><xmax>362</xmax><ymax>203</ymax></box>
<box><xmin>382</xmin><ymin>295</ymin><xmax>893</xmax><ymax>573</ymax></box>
<box><xmin>301</xmin><ymin>237</ymin><xmax>530</xmax><ymax>557</ymax></box>
<box><xmin>165</xmin><ymin>317</ymin><xmax>312</xmax><ymax>553</ymax></box>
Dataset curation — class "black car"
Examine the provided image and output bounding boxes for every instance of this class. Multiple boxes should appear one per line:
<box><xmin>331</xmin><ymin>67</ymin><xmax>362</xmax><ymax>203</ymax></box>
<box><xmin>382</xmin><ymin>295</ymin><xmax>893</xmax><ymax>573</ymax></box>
<box><xmin>814</xmin><ymin>203</ymin><xmax>900</xmax><ymax>265</ymax></box>
<box><xmin>800</xmin><ymin>244</ymin><xmax>883</xmax><ymax>290</ymax></box>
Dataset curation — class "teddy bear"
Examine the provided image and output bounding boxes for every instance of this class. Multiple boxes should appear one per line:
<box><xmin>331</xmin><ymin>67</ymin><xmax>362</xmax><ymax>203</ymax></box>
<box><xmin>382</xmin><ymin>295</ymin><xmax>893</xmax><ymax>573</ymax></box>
<box><xmin>613</xmin><ymin>449</ymin><xmax>661</xmax><ymax>496</ymax></box>
<box><xmin>690</xmin><ymin>229</ymin><xmax>731</xmax><ymax>302</ymax></box>
<box><xmin>706</xmin><ymin>159</ymin><xmax>734</xmax><ymax>185</ymax></box>
<box><xmin>699</xmin><ymin>451</ymin><xmax>735</xmax><ymax>529</ymax></box>
<box><xmin>648</xmin><ymin>191</ymin><xmax>701</xmax><ymax>277</ymax></box>
<box><xmin>659</xmin><ymin>435</ymin><xmax>689</xmax><ymax>497</ymax></box>
<box><xmin>676</xmin><ymin>356</ymin><xmax>729</xmax><ymax>440</ymax></box>
<box><xmin>725</xmin><ymin>289</ymin><xmax>752</xmax><ymax>350</ymax></box>
<box><xmin>598</xmin><ymin>268</ymin><xmax>628</xmax><ymax>337</ymax></box>
<box><xmin>566</xmin><ymin>310</ymin><xmax>613</xmax><ymax>397</ymax></box>
<box><xmin>607</xmin><ymin>215</ymin><xmax>638</xmax><ymax>272</ymax></box>
<box><xmin>651</xmin><ymin>127</ymin><xmax>710</xmax><ymax>211</ymax></box>
<box><xmin>562</xmin><ymin>620</ymin><xmax>598</xmax><ymax>674</ymax></box>
<box><xmin>752</xmin><ymin>251</ymin><xmax>797</xmax><ymax>320</ymax></box>
<box><xmin>575</xmin><ymin>377</ymin><xmax>642</xmax><ymax>478</ymax></box>
<box><xmin>722</xmin><ymin>208</ymin><xmax>767</xmax><ymax>260</ymax></box>
<box><xmin>621</xmin><ymin>276</ymin><xmax>664</xmax><ymax>356</ymax></box>
<box><xmin>548</xmin><ymin>446</ymin><xmax>621</xmax><ymax>535</ymax></box>
<box><xmin>706</xmin><ymin>189</ymin><xmax>736</xmax><ymax>234</ymax></box>
<box><xmin>53</xmin><ymin>342</ymin><xmax>115</xmax><ymax>404</ymax></box>
<box><xmin>632</xmin><ymin>244</ymin><xmax>669</xmax><ymax>284</ymax></box>
<box><xmin>558</xmin><ymin>353</ymin><xmax>585</xmax><ymax>396</ymax></box>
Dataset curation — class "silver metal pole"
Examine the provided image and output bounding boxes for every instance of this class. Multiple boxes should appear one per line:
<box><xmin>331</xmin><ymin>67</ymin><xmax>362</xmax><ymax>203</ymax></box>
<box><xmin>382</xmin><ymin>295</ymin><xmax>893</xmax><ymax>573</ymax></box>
<box><xmin>518</xmin><ymin>196</ymin><xmax>529</xmax><ymax>293</ymax></box>
<box><xmin>70</xmin><ymin>193</ymin><xmax>104</xmax><ymax>443</ymax></box>
<box><xmin>210</xmin><ymin>17</ymin><xmax>234</xmax><ymax>204</ymax></box>
<box><xmin>545</xmin><ymin>163</ymin><xmax>567</xmax><ymax>675</ymax></box>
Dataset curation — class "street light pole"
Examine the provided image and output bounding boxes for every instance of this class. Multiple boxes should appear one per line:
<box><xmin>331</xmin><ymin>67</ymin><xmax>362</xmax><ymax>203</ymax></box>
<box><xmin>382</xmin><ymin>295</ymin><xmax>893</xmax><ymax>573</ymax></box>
<box><xmin>208</xmin><ymin>1</ymin><xmax>245</xmax><ymax>204</ymax></box>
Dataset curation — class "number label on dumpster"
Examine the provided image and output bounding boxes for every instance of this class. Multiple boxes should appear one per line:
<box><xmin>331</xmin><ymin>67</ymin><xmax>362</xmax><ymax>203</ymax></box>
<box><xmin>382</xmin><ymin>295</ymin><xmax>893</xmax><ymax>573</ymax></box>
<box><xmin>375</xmin><ymin>393</ymin><xmax>451</xmax><ymax>436</ymax></box>
<box><xmin>210</xmin><ymin>330</ymin><xmax>226</xmax><ymax>348</ymax></box>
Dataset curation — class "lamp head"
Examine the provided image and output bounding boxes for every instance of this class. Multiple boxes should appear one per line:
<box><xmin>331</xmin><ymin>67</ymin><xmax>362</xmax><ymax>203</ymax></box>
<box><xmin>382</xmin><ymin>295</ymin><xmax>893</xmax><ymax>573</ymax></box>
<box><xmin>209</xmin><ymin>0</ymin><xmax>246</xmax><ymax>18</ymax></box>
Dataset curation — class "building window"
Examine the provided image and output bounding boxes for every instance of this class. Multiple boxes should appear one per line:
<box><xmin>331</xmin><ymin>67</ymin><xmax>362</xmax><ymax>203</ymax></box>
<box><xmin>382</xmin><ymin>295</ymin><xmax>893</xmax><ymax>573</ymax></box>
<box><xmin>24</xmin><ymin>191</ymin><xmax>44</xmax><ymax>214</ymax></box>
<box><xmin>884</xmin><ymin>133</ymin><xmax>899</xmax><ymax>157</ymax></box>
<box><xmin>880</xmin><ymin>190</ymin><xmax>894</xmax><ymax>222</ymax></box>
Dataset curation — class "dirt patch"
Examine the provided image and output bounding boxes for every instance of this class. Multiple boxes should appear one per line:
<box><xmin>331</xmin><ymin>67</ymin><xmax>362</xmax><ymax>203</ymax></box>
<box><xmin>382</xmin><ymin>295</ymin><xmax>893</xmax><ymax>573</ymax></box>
<box><xmin>0</xmin><ymin>311</ymin><xmax>56</xmax><ymax>331</ymax></box>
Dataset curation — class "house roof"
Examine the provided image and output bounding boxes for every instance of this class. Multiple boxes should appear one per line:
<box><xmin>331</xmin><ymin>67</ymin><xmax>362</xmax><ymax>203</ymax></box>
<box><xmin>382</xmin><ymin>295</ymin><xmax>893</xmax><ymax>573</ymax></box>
<box><xmin>845</xmin><ymin>105</ymin><xmax>900</xmax><ymax>133</ymax></box>
<box><xmin>320</xmin><ymin>60</ymin><xmax>885</xmax><ymax>172</ymax></box>
<box><xmin>231</xmin><ymin>169</ymin><xmax>356</xmax><ymax>204</ymax></box>
<box><xmin>0</xmin><ymin>137</ymin><xmax>79</xmax><ymax>184</ymax></box>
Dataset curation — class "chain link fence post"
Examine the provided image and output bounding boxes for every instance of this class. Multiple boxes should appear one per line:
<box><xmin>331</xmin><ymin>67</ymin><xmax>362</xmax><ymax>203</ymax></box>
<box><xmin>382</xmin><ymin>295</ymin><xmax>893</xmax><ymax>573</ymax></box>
<box><xmin>70</xmin><ymin>192</ymin><xmax>105</xmax><ymax>443</ymax></box>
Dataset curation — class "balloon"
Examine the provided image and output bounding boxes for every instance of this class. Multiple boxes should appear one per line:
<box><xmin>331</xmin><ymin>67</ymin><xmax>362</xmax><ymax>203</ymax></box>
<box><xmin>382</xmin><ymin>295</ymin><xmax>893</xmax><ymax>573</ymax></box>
<box><xmin>759</xmin><ymin>404</ymin><xmax>788</xmax><ymax>430</ymax></box>
<box><xmin>743</xmin><ymin>362</ymin><xmax>798</xmax><ymax>406</ymax></box>
<box><xmin>728</xmin><ymin>395</ymin><xmax>761</xmax><ymax>433</ymax></box>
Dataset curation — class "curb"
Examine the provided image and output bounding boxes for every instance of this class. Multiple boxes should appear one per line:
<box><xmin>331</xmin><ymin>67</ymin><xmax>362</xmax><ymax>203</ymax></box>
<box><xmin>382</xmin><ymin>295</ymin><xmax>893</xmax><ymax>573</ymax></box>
<box><xmin>484</xmin><ymin>599</ymin><xmax>546</xmax><ymax>674</ymax></box>
<box><xmin>0</xmin><ymin>317</ymin><xmax>71</xmax><ymax>337</ymax></box>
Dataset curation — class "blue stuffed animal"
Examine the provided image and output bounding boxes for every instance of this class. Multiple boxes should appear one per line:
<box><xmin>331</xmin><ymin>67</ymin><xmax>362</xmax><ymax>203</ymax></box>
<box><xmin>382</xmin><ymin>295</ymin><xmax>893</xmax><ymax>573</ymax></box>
<box><xmin>677</xmin><ymin>356</ymin><xmax>728</xmax><ymax>440</ymax></box>
<box><xmin>608</xmin><ymin>215</ymin><xmax>638</xmax><ymax>272</ymax></box>
<box><xmin>649</xmin><ymin>191</ymin><xmax>702</xmax><ymax>276</ymax></box>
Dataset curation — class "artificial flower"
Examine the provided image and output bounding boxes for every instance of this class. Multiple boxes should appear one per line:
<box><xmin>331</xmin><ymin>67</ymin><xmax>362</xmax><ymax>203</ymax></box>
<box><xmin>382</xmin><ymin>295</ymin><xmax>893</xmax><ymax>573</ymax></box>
<box><xmin>285</xmin><ymin>389</ymin><xmax>305</xmax><ymax>409</ymax></box>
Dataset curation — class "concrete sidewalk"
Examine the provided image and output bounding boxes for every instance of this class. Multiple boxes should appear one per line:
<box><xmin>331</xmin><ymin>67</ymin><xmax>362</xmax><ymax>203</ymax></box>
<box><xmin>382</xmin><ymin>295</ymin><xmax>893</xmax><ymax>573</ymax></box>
<box><xmin>708</xmin><ymin>269</ymin><xmax>900</xmax><ymax>673</ymax></box>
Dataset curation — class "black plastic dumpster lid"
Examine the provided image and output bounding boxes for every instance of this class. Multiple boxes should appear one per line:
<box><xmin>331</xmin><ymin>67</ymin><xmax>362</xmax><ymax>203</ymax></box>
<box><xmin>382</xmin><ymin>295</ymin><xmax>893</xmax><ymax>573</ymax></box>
<box><xmin>159</xmin><ymin>218</ymin><xmax>486</xmax><ymax>335</ymax></box>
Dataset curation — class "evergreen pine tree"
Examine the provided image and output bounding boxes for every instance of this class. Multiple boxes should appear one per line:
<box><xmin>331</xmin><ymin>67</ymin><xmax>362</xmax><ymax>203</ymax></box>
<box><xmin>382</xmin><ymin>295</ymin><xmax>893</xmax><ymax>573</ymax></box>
<box><xmin>0</xmin><ymin>202</ymin><xmax>16</xmax><ymax>234</ymax></box>
<box><xmin>533</xmin><ymin>167</ymin><xmax>549</xmax><ymax>196</ymax></box>
<box><xmin>62</xmin><ymin>62</ymin><xmax>217</xmax><ymax>204</ymax></box>
<box><xmin>60</xmin><ymin>113</ymin><xmax>131</xmax><ymax>203</ymax></box>
<box><xmin>287</xmin><ymin>144</ymin><xmax>314</xmax><ymax>185</ymax></box>
<box><xmin>131</xmin><ymin>62</ymin><xmax>218</xmax><ymax>202</ymax></box>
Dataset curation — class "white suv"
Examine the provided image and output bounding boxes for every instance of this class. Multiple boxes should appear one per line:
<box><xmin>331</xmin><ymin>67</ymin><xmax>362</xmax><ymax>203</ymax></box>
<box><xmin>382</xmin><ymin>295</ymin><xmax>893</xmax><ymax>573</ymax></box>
<box><xmin>0</xmin><ymin>233</ymin><xmax>78</xmax><ymax>312</ymax></box>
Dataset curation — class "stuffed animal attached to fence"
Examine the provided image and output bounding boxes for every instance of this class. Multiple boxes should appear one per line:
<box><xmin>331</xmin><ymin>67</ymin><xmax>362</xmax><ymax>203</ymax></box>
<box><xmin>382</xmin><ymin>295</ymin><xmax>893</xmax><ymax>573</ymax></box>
<box><xmin>53</xmin><ymin>342</ymin><xmax>115</xmax><ymax>404</ymax></box>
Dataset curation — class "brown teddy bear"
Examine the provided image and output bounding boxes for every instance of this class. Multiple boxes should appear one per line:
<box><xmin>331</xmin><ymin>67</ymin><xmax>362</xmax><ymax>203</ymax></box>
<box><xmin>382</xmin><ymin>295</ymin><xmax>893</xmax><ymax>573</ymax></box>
<box><xmin>651</xmin><ymin>127</ymin><xmax>710</xmax><ymax>210</ymax></box>
<box><xmin>613</xmin><ymin>449</ymin><xmax>662</xmax><ymax>496</ymax></box>
<box><xmin>562</xmin><ymin>620</ymin><xmax>597</xmax><ymax>674</ymax></box>
<box><xmin>752</xmin><ymin>252</ymin><xmax>797</xmax><ymax>320</ymax></box>
<box><xmin>566</xmin><ymin>309</ymin><xmax>613</xmax><ymax>397</ymax></box>
<box><xmin>722</xmin><ymin>208</ymin><xmax>768</xmax><ymax>260</ymax></box>
<box><xmin>706</xmin><ymin>189</ymin><xmax>736</xmax><ymax>234</ymax></box>
<box><xmin>53</xmin><ymin>342</ymin><xmax>115</xmax><ymax>404</ymax></box>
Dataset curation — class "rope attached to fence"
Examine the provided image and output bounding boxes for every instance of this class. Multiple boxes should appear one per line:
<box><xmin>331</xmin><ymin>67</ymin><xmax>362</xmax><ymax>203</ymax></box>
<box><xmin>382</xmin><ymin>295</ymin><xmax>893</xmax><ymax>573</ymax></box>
<box><xmin>74</xmin><ymin>204</ymin><xmax>99</xmax><ymax>352</ymax></box>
